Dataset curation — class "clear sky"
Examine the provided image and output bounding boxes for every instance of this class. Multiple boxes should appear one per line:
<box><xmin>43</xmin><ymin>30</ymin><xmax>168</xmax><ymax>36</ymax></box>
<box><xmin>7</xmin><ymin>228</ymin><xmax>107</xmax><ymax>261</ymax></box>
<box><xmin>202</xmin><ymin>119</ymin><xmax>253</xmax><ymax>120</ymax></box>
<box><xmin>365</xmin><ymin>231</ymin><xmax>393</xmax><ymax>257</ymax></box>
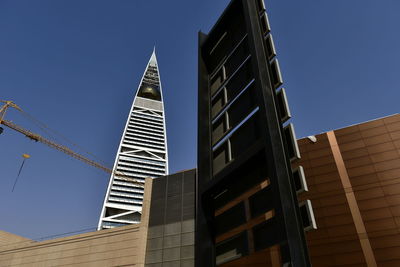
<box><xmin>0</xmin><ymin>0</ymin><xmax>399</xmax><ymax>239</ymax></box>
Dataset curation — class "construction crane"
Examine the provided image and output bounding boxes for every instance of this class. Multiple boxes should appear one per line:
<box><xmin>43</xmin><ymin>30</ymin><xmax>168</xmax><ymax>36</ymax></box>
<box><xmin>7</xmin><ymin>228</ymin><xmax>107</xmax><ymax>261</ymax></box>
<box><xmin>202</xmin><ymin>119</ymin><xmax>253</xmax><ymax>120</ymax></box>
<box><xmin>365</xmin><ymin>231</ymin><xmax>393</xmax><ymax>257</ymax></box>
<box><xmin>0</xmin><ymin>100</ymin><xmax>143</xmax><ymax>186</ymax></box>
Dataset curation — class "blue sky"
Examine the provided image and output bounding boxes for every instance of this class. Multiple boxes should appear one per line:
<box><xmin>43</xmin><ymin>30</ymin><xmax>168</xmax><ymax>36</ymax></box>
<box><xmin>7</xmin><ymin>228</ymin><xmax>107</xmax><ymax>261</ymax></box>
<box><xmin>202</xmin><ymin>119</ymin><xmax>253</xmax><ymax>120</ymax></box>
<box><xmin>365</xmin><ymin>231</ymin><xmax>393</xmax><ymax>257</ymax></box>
<box><xmin>0</xmin><ymin>0</ymin><xmax>399</xmax><ymax>239</ymax></box>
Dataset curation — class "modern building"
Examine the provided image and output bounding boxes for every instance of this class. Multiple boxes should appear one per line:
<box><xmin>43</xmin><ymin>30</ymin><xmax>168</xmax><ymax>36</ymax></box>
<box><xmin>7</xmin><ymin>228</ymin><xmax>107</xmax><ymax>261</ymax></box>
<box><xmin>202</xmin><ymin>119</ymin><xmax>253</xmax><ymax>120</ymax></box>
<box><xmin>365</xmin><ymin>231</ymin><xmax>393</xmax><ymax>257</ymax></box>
<box><xmin>197</xmin><ymin>0</ymin><xmax>310</xmax><ymax>266</ymax></box>
<box><xmin>98</xmin><ymin>50</ymin><xmax>168</xmax><ymax>230</ymax></box>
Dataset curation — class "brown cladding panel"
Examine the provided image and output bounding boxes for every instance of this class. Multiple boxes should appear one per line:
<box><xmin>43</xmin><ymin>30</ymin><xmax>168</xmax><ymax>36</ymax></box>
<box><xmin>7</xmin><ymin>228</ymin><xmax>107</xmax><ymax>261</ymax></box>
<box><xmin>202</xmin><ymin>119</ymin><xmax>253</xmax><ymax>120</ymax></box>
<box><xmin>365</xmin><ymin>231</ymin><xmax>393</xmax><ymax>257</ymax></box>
<box><xmin>374</xmin><ymin>247</ymin><xmax>400</xmax><ymax>262</ymax></box>
<box><xmin>353</xmin><ymin>187</ymin><xmax>385</xmax><ymax>201</ymax></box>
<box><xmin>312</xmin><ymin>180</ymin><xmax>344</xmax><ymax>194</ymax></box>
<box><xmin>367</xmin><ymin>142</ymin><xmax>398</xmax><ymax>154</ymax></box>
<box><xmin>360</xmin><ymin>125</ymin><xmax>388</xmax><ymax>138</ymax></box>
<box><xmin>358</xmin><ymin>119</ymin><xmax>385</xmax><ymax>131</ymax></box>
<box><xmin>307</xmin><ymin>147</ymin><xmax>333</xmax><ymax>160</ymax></box>
<box><xmin>341</xmin><ymin>147</ymin><xmax>370</xmax><ymax>160</ymax></box>
<box><xmin>386</xmin><ymin>121</ymin><xmax>400</xmax><ymax>132</ymax></box>
<box><xmin>295</xmin><ymin>132</ymin><xmax>366</xmax><ymax>267</ymax></box>
<box><xmin>308</xmin><ymin>154</ymin><xmax>335</xmax><ymax>168</ymax></box>
<box><xmin>344</xmin><ymin>155</ymin><xmax>372</xmax><ymax>169</ymax></box>
<box><xmin>384</xmin><ymin>115</ymin><xmax>400</xmax><ymax>124</ymax></box>
<box><xmin>338</xmin><ymin>115</ymin><xmax>400</xmax><ymax>267</ymax></box>
<box><xmin>298</xmin><ymin>118</ymin><xmax>400</xmax><ymax>266</ymax></box>
<box><xmin>347</xmin><ymin>165</ymin><xmax>376</xmax><ymax>177</ymax></box>
<box><xmin>335</xmin><ymin>125</ymin><xmax>360</xmax><ymax>137</ymax></box>
<box><xmin>363</xmin><ymin>133</ymin><xmax>392</xmax><ymax>146</ymax></box>
<box><xmin>364</xmin><ymin>217</ymin><xmax>397</xmax><ymax>233</ymax></box>
<box><xmin>374</xmin><ymin>158</ymin><xmax>400</xmax><ymax>172</ymax></box>
<box><xmin>303</xmin><ymin>138</ymin><xmax>330</xmax><ymax>152</ymax></box>
<box><xmin>390</xmin><ymin>131</ymin><xmax>400</xmax><ymax>140</ymax></box>
<box><xmin>350</xmin><ymin>173</ymin><xmax>380</xmax><ymax>187</ymax></box>
<box><xmin>312</xmin><ymin>172</ymin><xmax>340</xmax><ymax>184</ymax></box>
<box><xmin>336</xmin><ymin>131</ymin><xmax>363</xmax><ymax>145</ymax></box>
<box><xmin>378</xmin><ymin>169</ymin><xmax>400</xmax><ymax>181</ymax></box>
<box><xmin>339</xmin><ymin>139</ymin><xmax>366</xmax><ymax>152</ymax></box>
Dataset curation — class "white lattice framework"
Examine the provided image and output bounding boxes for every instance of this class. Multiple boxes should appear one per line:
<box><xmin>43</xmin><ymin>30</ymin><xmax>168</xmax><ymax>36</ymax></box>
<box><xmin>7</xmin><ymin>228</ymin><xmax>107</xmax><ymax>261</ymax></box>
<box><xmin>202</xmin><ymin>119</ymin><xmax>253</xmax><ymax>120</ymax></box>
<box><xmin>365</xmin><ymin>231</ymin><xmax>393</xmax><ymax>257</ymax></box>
<box><xmin>98</xmin><ymin>50</ymin><xmax>168</xmax><ymax>230</ymax></box>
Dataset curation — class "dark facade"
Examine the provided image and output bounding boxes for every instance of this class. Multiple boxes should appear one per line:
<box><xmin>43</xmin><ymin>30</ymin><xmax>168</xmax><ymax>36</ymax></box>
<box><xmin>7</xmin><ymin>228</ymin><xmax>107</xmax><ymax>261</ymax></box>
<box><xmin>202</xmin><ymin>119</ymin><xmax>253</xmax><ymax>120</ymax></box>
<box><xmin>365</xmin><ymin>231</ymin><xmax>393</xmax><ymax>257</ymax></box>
<box><xmin>197</xmin><ymin>0</ymin><xmax>310</xmax><ymax>266</ymax></box>
<box><xmin>145</xmin><ymin>169</ymin><xmax>196</xmax><ymax>267</ymax></box>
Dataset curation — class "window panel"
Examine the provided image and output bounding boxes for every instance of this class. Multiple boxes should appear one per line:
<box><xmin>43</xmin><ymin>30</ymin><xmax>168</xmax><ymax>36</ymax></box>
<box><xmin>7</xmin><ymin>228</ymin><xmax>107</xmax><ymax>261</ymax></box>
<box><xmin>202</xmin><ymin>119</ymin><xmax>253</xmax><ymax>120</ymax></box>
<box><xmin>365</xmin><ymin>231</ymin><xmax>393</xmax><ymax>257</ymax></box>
<box><xmin>216</xmin><ymin>232</ymin><xmax>249</xmax><ymax>266</ymax></box>
<box><xmin>252</xmin><ymin>218</ymin><xmax>281</xmax><ymax>251</ymax></box>
<box><xmin>211</xmin><ymin>90</ymin><xmax>226</xmax><ymax>119</ymax></box>
<box><xmin>227</xmin><ymin>88</ymin><xmax>256</xmax><ymax>129</ymax></box>
<box><xmin>249</xmin><ymin>186</ymin><xmax>274</xmax><ymax>218</ymax></box>
<box><xmin>225</xmin><ymin>59</ymin><xmax>253</xmax><ymax>102</ymax></box>
<box><xmin>212</xmin><ymin>116</ymin><xmax>228</xmax><ymax>145</ymax></box>
<box><xmin>210</xmin><ymin>68</ymin><xmax>224</xmax><ymax>96</ymax></box>
<box><xmin>213</xmin><ymin>142</ymin><xmax>230</xmax><ymax>175</ymax></box>
<box><xmin>230</xmin><ymin>115</ymin><xmax>258</xmax><ymax>160</ymax></box>
<box><xmin>224</xmin><ymin>39</ymin><xmax>250</xmax><ymax>78</ymax></box>
<box><xmin>215</xmin><ymin>202</ymin><xmax>246</xmax><ymax>235</ymax></box>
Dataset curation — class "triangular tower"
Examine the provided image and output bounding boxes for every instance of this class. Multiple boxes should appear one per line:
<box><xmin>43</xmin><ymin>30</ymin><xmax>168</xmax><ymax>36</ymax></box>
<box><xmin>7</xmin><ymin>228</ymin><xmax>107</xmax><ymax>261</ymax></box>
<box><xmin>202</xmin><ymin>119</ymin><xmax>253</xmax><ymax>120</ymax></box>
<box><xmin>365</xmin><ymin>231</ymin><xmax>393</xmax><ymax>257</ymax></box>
<box><xmin>98</xmin><ymin>50</ymin><xmax>168</xmax><ymax>230</ymax></box>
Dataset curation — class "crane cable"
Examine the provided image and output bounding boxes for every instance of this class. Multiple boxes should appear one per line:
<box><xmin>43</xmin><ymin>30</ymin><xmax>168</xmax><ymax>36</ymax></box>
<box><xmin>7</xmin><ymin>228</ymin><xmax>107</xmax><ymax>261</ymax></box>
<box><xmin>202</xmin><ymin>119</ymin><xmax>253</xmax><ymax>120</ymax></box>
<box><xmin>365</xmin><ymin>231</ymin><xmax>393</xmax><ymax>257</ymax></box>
<box><xmin>12</xmin><ymin>154</ymin><xmax>30</xmax><ymax>192</ymax></box>
<box><xmin>19</xmin><ymin>110</ymin><xmax>111</xmax><ymax>167</ymax></box>
<box><xmin>17</xmin><ymin>111</ymin><xmax>141</xmax><ymax>185</ymax></box>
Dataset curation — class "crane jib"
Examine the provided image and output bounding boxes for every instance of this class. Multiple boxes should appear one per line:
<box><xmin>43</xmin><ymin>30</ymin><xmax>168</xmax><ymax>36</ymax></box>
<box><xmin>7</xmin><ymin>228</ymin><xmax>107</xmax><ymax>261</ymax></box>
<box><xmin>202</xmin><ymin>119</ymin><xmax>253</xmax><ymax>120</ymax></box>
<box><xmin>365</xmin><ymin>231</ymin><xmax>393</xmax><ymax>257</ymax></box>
<box><xmin>0</xmin><ymin>101</ymin><xmax>144</xmax><ymax>187</ymax></box>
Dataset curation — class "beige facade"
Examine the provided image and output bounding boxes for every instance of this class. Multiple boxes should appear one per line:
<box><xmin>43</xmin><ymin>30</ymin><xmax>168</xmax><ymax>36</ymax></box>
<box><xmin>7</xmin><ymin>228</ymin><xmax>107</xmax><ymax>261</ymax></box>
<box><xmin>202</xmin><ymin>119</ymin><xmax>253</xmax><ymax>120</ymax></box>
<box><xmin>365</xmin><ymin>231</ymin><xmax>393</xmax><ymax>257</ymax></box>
<box><xmin>0</xmin><ymin>179</ymin><xmax>153</xmax><ymax>267</ymax></box>
<box><xmin>0</xmin><ymin>231</ymin><xmax>30</xmax><ymax>249</ymax></box>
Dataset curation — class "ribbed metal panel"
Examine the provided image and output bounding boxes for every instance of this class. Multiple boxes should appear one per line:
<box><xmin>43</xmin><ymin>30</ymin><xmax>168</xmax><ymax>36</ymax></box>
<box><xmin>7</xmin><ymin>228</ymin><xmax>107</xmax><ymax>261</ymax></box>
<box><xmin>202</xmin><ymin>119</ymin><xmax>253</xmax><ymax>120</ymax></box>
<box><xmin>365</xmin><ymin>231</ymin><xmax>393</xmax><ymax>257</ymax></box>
<box><xmin>145</xmin><ymin>170</ymin><xmax>196</xmax><ymax>267</ymax></box>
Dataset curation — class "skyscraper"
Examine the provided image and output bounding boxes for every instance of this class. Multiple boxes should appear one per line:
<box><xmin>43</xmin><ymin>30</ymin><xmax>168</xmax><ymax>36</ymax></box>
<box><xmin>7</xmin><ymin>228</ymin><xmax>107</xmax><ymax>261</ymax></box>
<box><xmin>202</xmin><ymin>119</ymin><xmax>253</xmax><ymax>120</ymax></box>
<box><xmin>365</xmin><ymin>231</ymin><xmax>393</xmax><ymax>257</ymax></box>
<box><xmin>98</xmin><ymin>50</ymin><xmax>168</xmax><ymax>230</ymax></box>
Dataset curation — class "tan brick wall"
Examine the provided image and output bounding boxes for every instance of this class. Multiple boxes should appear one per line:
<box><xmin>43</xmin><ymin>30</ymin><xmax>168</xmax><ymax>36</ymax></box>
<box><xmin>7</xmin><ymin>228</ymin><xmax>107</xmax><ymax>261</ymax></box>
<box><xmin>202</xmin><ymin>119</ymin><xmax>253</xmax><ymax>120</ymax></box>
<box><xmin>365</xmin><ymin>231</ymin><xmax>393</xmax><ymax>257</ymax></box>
<box><xmin>0</xmin><ymin>231</ymin><xmax>30</xmax><ymax>247</ymax></box>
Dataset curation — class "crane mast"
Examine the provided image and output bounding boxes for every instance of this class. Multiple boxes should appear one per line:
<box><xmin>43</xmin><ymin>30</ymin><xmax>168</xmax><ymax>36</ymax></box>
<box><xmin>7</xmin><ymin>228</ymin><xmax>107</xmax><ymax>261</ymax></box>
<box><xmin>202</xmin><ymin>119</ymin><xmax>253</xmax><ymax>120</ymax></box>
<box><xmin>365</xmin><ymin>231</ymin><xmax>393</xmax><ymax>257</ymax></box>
<box><xmin>0</xmin><ymin>100</ymin><xmax>143</xmax><ymax>186</ymax></box>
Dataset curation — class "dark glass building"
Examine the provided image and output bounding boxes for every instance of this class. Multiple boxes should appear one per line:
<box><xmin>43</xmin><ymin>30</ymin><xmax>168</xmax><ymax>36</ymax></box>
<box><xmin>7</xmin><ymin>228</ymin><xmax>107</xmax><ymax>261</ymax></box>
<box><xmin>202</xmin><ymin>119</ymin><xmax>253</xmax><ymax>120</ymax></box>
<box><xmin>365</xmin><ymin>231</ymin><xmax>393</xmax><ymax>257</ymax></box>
<box><xmin>197</xmin><ymin>0</ymin><xmax>310</xmax><ymax>266</ymax></box>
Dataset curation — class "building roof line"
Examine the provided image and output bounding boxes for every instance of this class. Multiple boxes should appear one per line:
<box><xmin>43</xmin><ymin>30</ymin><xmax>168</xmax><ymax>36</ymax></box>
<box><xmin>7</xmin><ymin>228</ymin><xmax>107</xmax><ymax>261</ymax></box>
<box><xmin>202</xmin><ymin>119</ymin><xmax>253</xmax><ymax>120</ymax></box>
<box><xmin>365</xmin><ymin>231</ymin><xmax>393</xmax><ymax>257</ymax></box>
<box><xmin>298</xmin><ymin>113</ymin><xmax>400</xmax><ymax>139</ymax></box>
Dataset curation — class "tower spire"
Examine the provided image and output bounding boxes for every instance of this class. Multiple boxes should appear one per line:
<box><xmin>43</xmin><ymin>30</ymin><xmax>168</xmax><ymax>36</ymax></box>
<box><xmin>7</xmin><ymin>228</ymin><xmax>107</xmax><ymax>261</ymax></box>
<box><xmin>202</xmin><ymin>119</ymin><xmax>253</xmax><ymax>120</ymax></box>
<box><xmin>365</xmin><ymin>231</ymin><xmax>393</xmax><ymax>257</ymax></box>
<box><xmin>98</xmin><ymin>49</ymin><xmax>168</xmax><ymax>230</ymax></box>
<box><xmin>149</xmin><ymin>47</ymin><xmax>157</xmax><ymax>67</ymax></box>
